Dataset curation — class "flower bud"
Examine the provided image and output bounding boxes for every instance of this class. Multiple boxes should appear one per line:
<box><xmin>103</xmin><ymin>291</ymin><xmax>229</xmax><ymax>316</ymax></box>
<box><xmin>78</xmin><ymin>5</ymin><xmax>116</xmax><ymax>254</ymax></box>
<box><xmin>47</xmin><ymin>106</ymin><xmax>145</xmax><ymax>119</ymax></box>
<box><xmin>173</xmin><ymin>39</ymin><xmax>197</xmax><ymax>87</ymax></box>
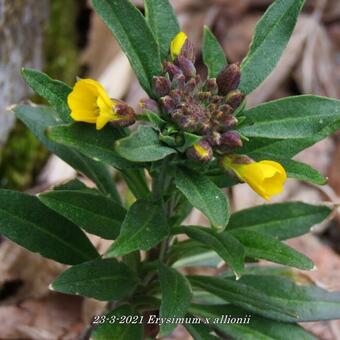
<box><xmin>186</xmin><ymin>140</ymin><xmax>213</xmax><ymax>162</ymax></box>
<box><xmin>207</xmin><ymin>131</ymin><xmax>222</xmax><ymax>146</ymax></box>
<box><xmin>197</xmin><ymin>91</ymin><xmax>212</xmax><ymax>103</ymax></box>
<box><xmin>160</xmin><ymin>95</ymin><xmax>176</xmax><ymax>114</ymax></box>
<box><xmin>110</xmin><ymin>101</ymin><xmax>136</xmax><ymax>127</ymax></box>
<box><xmin>226</xmin><ymin>90</ymin><xmax>245</xmax><ymax>109</ymax></box>
<box><xmin>219</xmin><ymin>131</ymin><xmax>243</xmax><ymax>149</ymax></box>
<box><xmin>139</xmin><ymin>98</ymin><xmax>160</xmax><ymax>114</ymax></box>
<box><xmin>185</xmin><ymin>78</ymin><xmax>197</xmax><ymax>94</ymax></box>
<box><xmin>217</xmin><ymin>63</ymin><xmax>241</xmax><ymax>95</ymax></box>
<box><xmin>218</xmin><ymin>114</ymin><xmax>238</xmax><ymax>131</ymax></box>
<box><xmin>203</xmin><ymin>79</ymin><xmax>218</xmax><ymax>94</ymax></box>
<box><xmin>172</xmin><ymin>74</ymin><xmax>185</xmax><ymax>91</ymax></box>
<box><xmin>180</xmin><ymin>38</ymin><xmax>195</xmax><ymax>62</ymax></box>
<box><xmin>153</xmin><ymin>76</ymin><xmax>171</xmax><ymax>97</ymax></box>
<box><xmin>176</xmin><ymin>56</ymin><xmax>196</xmax><ymax>79</ymax></box>
<box><xmin>163</xmin><ymin>61</ymin><xmax>183</xmax><ymax>79</ymax></box>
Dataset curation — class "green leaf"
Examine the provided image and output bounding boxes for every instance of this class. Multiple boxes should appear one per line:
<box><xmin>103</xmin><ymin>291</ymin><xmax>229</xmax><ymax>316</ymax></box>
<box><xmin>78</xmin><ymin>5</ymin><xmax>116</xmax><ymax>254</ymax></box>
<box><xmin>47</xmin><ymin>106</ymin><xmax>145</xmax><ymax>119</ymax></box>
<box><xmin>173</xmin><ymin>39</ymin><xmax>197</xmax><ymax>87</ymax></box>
<box><xmin>240</xmin><ymin>0</ymin><xmax>305</xmax><ymax>94</ymax></box>
<box><xmin>159</xmin><ymin>264</ymin><xmax>192</xmax><ymax>336</ymax></box>
<box><xmin>14</xmin><ymin>105</ymin><xmax>120</xmax><ymax>202</ymax></box>
<box><xmin>0</xmin><ymin>190</ymin><xmax>98</xmax><ymax>265</ymax></box>
<box><xmin>115</xmin><ymin>126</ymin><xmax>176</xmax><ymax>162</ymax></box>
<box><xmin>239</xmin><ymin>119</ymin><xmax>340</xmax><ymax>159</ymax></box>
<box><xmin>136</xmin><ymin>110</ymin><xmax>166</xmax><ymax>128</ymax></box>
<box><xmin>51</xmin><ymin>258</ymin><xmax>139</xmax><ymax>300</ymax></box>
<box><xmin>228</xmin><ymin>202</ymin><xmax>332</xmax><ymax>240</ymax></box>
<box><xmin>145</xmin><ymin>0</ymin><xmax>180</xmax><ymax>60</ymax></box>
<box><xmin>175</xmin><ymin>168</ymin><xmax>230</xmax><ymax>230</ymax></box>
<box><xmin>280</xmin><ymin>159</ymin><xmax>327</xmax><ymax>185</ymax></box>
<box><xmin>231</xmin><ymin>229</ymin><xmax>314</xmax><ymax>270</ymax></box>
<box><xmin>39</xmin><ymin>190</ymin><xmax>126</xmax><ymax>240</ymax></box>
<box><xmin>202</xmin><ymin>26</ymin><xmax>227</xmax><ymax>78</ymax></box>
<box><xmin>107</xmin><ymin>198</ymin><xmax>169</xmax><ymax>256</ymax></box>
<box><xmin>190</xmin><ymin>304</ymin><xmax>316</xmax><ymax>340</ymax></box>
<box><xmin>185</xmin><ymin>321</ymin><xmax>219</xmax><ymax>340</ymax></box>
<box><xmin>173</xmin><ymin>226</ymin><xmax>244</xmax><ymax>278</ymax></box>
<box><xmin>92</xmin><ymin>0</ymin><xmax>162</xmax><ymax>97</ymax></box>
<box><xmin>176</xmin><ymin>132</ymin><xmax>202</xmax><ymax>153</ymax></box>
<box><xmin>21</xmin><ymin>68</ymin><xmax>72</xmax><ymax>123</ymax></box>
<box><xmin>92</xmin><ymin>305</ymin><xmax>143</xmax><ymax>340</ymax></box>
<box><xmin>48</xmin><ymin>123</ymin><xmax>134</xmax><ymax>169</ymax></box>
<box><xmin>189</xmin><ymin>274</ymin><xmax>340</xmax><ymax>322</ymax></box>
<box><xmin>239</xmin><ymin>96</ymin><xmax>340</xmax><ymax>139</ymax></box>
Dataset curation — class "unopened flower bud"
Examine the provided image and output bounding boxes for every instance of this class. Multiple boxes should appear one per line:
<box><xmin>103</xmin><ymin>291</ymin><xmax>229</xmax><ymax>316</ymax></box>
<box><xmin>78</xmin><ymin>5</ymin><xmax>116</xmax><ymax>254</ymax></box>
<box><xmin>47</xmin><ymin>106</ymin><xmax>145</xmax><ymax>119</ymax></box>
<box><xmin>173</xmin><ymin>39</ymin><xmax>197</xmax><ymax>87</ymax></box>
<box><xmin>203</xmin><ymin>79</ymin><xmax>218</xmax><ymax>94</ymax></box>
<box><xmin>226</xmin><ymin>90</ymin><xmax>245</xmax><ymax>109</ymax></box>
<box><xmin>197</xmin><ymin>91</ymin><xmax>211</xmax><ymax>103</ymax></box>
<box><xmin>219</xmin><ymin>131</ymin><xmax>243</xmax><ymax>149</ymax></box>
<box><xmin>160</xmin><ymin>96</ymin><xmax>176</xmax><ymax>114</ymax></box>
<box><xmin>139</xmin><ymin>98</ymin><xmax>160</xmax><ymax>114</ymax></box>
<box><xmin>176</xmin><ymin>56</ymin><xmax>196</xmax><ymax>79</ymax></box>
<box><xmin>217</xmin><ymin>63</ymin><xmax>241</xmax><ymax>95</ymax></box>
<box><xmin>153</xmin><ymin>76</ymin><xmax>171</xmax><ymax>97</ymax></box>
<box><xmin>180</xmin><ymin>38</ymin><xmax>195</xmax><ymax>62</ymax></box>
<box><xmin>110</xmin><ymin>101</ymin><xmax>136</xmax><ymax>127</ymax></box>
<box><xmin>207</xmin><ymin>131</ymin><xmax>222</xmax><ymax>146</ymax></box>
<box><xmin>218</xmin><ymin>114</ymin><xmax>238</xmax><ymax>131</ymax></box>
<box><xmin>186</xmin><ymin>140</ymin><xmax>213</xmax><ymax>162</ymax></box>
<box><xmin>185</xmin><ymin>78</ymin><xmax>197</xmax><ymax>94</ymax></box>
<box><xmin>172</xmin><ymin>73</ymin><xmax>185</xmax><ymax>91</ymax></box>
<box><xmin>164</xmin><ymin>61</ymin><xmax>183</xmax><ymax>79</ymax></box>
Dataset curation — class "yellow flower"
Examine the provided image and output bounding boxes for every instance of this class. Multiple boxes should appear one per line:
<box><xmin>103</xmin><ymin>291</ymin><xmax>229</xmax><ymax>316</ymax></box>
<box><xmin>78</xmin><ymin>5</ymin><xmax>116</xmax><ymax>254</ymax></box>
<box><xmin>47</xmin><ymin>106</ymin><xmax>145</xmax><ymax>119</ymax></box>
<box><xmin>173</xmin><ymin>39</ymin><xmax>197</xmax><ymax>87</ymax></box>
<box><xmin>68</xmin><ymin>79</ymin><xmax>135</xmax><ymax>130</ymax></box>
<box><xmin>221</xmin><ymin>155</ymin><xmax>287</xmax><ymax>200</ymax></box>
<box><xmin>170</xmin><ymin>31</ymin><xmax>188</xmax><ymax>59</ymax></box>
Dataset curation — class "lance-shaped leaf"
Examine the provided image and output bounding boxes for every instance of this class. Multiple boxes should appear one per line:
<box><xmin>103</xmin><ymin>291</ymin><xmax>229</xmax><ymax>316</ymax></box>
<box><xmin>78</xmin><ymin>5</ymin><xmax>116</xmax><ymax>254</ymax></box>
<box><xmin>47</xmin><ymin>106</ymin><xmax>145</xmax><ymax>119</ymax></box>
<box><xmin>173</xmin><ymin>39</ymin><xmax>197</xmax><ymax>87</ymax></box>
<box><xmin>107</xmin><ymin>198</ymin><xmax>169</xmax><ymax>257</ymax></box>
<box><xmin>92</xmin><ymin>305</ymin><xmax>143</xmax><ymax>340</ymax></box>
<box><xmin>228</xmin><ymin>202</ymin><xmax>332</xmax><ymax>240</ymax></box>
<box><xmin>48</xmin><ymin>123</ymin><xmax>134</xmax><ymax>169</ymax></box>
<box><xmin>175</xmin><ymin>168</ymin><xmax>230</xmax><ymax>230</ymax></box>
<box><xmin>115</xmin><ymin>126</ymin><xmax>176</xmax><ymax>162</ymax></box>
<box><xmin>145</xmin><ymin>0</ymin><xmax>180</xmax><ymax>60</ymax></box>
<box><xmin>185</xmin><ymin>322</ymin><xmax>219</xmax><ymax>340</ymax></box>
<box><xmin>51</xmin><ymin>258</ymin><xmax>139</xmax><ymax>300</ymax></box>
<box><xmin>21</xmin><ymin>68</ymin><xmax>72</xmax><ymax>123</ymax></box>
<box><xmin>240</xmin><ymin>0</ymin><xmax>305</xmax><ymax>94</ymax></box>
<box><xmin>39</xmin><ymin>190</ymin><xmax>126</xmax><ymax>240</ymax></box>
<box><xmin>202</xmin><ymin>26</ymin><xmax>227</xmax><ymax>78</ymax></box>
<box><xmin>239</xmin><ymin>96</ymin><xmax>340</xmax><ymax>139</ymax></box>
<box><xmin>231</xmin><ymin>229</ymin><xmax>314</xmax><ymax>270</ymax></box>
<box><xmin>190</xmin><ymin>304</ymin><xmax>315</xmax><ymax>340</ymax></box>
<box><xmin>159</xmin><ymin>264</ymin><xmax>192</xmax><ymax>336</ymax></box>
<box><xmin>14</xmin><ymin>105</ymin><xmax>120</xmax><ymax>202</ymax></box>
<box><xmin>0</xmin><ymin>190</ymin><xmax>98</xmax><ymax>265</ymax></box>
<box><xmin>92</xmin><ymin>0</ymin><xmax>162</xmax><ymax>97</ymax></box>
<box><xmin>173</xmin><ymin>226</ymin><xmax>244</xmax><ymax>278</ymax></box>
<box><xmin>189</xmin><ymin>274</ymin><xmax>340</xmax><ymax>322</ymax></box>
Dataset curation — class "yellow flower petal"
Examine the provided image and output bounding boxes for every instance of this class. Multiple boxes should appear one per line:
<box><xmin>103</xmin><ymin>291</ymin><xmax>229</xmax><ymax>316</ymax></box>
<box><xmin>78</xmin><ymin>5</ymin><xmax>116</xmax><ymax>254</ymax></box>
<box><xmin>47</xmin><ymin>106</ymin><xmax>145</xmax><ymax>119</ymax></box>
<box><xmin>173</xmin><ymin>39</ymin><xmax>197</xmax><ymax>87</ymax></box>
<box><xmin>170</xmin><ymin>31</ymin><xmax>187</xmax><ymax>59</ymax></box>
<box><xmin>221</xmin><ymin>156</ymin><xmax>287</xmax><ymax>200</ymax></box>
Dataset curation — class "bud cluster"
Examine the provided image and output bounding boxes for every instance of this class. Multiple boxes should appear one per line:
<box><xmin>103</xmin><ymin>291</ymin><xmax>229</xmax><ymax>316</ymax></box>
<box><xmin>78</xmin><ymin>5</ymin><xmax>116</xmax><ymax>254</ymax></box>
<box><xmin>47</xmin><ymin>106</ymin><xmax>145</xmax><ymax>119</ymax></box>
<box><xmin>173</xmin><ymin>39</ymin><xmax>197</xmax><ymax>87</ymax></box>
<box><xmin>140</xmin><ymin>39</ymin><xmax>245</xmax><ymax>162</ymax></box>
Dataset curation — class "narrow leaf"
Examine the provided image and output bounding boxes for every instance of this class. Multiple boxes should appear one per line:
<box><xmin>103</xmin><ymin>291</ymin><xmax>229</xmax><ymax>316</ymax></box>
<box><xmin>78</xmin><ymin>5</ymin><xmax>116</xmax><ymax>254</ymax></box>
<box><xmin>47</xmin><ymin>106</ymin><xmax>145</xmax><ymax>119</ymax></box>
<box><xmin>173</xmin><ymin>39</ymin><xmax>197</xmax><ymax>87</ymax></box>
<box><xmin>21</xmin><ymin>68</ymin><xmax>72</xmax><ymax>123</ymax></box>
<box><xmin>51</xmin><ymin>258</ymin><xmax>139</xmax><ymax>300</ymax></box>
<box><xmin>145</xmin><ymin>0</ymin><xmax>180</xmax><ymax>60</ymax></box>
<box><xmin>176</xmin><ymin>168</ymin><xmax>230</xmax><ymax>230</ymax></box>
<box><xmin>240</xmin><ymin>0</ymin><xmax>305</xmax><ymax>93</ymax></box>
<box><xmin>14</xmin><ymin>105</ymin><xmax>120</xmax><ymax>201</ymax></box>
<box><xmin>174</xmin><ymin>226</ymin><xmax>244</xmax><ymax>278</ymax></box>
<box><xmin>39</xmin><ymin>190</ymin><xmax>126</xmax><ymax>240</ymax></box>
<box><xmin>0</xmin><ymin>190</ymin><xmax>98</xmax><ymax>265</ymax></box>
<box><xmin>228</xmin><ymin>202</ymin><xmax>332</xmax><ymax>240</ymax></box>
<box><xmin>92</xmin><ymin>305</ymin><xmax>143</xmax><ymax>340</ymax></box>
<box><xmin>115</xmin><ymin>126</ymin><xmax>176</xmax><ymax>162</ymax></box>
<box><xmin>92</xmin><ymin>0</ymin><xmax>162</xmax><ymax>96</ymax></box>
<box><xmin>159</xmin><ymin>264</ymin><xmax>192</xmax><ymax>336</ymax></box>
<box><xmin>202</xmin><ymin>26</ymin><xmax>227</xmax><ymax>78</ymax></box>
<box><xmin>107</xmin><ymin>198</ymin><xmax>169</xmax><ymax>256</ymax></box>
<box><xmin>231</xmin><ymin>229</ymin><xmax>314</xmax><ymax>270</ymax></box>
<box><xmin>239</xmin><ymin>96</ymin><xmax>340</xmax><ymax>139</ymax></box>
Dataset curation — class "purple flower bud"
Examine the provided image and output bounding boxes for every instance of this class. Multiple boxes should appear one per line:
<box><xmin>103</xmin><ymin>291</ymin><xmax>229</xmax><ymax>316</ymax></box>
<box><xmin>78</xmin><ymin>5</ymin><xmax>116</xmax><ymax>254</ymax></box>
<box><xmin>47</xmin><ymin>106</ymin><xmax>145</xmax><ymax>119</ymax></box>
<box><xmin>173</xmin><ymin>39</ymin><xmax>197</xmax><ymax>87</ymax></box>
<box><xmin>220</xmin><ymin>131</ymin><xmax>243</xmax><ymax>149</ymax></box>
<box><xmin>226</xmin><ymin>90</ymin><xmax>245</xmax><ymax>109</ymax></box>
<box><xmin>217</xmin><ymin>63</ymin><xmax>241</xmax><ymax>95</ymax></box>
<box><xmin>160</xmin><ymin>95</ymin><xmax>176</xmax><ymax>114</ymax></box>
<box><xmin>172</xmin><ymin>73</ymin><xmax>186</xmax><ymax>91</ymax></box>
<box><xmin>219</xmin><ymin>104</ymin><xmax>233</xmax><ymax>115</ymax></box>
<box><xmin>180</xmin><ymin>38</ymin><xmax>195</xmax><ymax>62</ymax></box>
<box><xmin>186</xmin><ymin>140</ymin><xmax>213</xmax><ymax>162</ymax></box>
<box><xmin>176</xmin><ymin>56</ymin><xmax>196</xmax><ymax>79</ymax></box>
<box><xmin>203</xmin><ymin>79</ymin><xmax>218</xmax><ymax>94</ymax></box>
<box><xmin>153</xmin><ymin>76</ymin><xmax>171</xmax><ymax>97</ymax></box>
<box><xmin>197</xmin><ymin>91</ymin><xmax>212</xmax><ymax>103</ymax></box>
<box><xmin>163</xmin><ymin>61</ymin><xmax>183</xmax><ymax>79</ymax></box>
<box><xmin>207</xmin><ymin>131</ymin><xmax>222</xmax><ymax>146</ymax></box>
<box><xmin>217</xmin><ymin>114</ymin><xmax>238</xmax><ymax>131</ymax></box>
<box><xmin>139</xmin><ymin>98</ymin><xmax>160</xmax><ymax>114</ymax></box>
<box><xmin>111</xmin><ymin>102</ymin><xmax>136</xmax><ymax>127</ymax></box>
<box><xmin>185</xmin><ymin>78</ymin><xmax>197</xmax><ymax>94</ymax></box>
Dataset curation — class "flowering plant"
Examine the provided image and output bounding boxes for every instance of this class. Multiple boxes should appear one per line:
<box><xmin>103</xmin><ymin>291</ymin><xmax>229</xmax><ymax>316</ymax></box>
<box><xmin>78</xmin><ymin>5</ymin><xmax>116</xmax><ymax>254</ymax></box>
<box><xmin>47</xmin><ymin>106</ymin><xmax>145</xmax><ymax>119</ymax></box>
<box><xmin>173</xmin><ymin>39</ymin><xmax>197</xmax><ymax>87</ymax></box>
<box><xmin>1</xmin><ymin>0</ymin><xmax>340</xmax><ymax>338</ymax></box>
